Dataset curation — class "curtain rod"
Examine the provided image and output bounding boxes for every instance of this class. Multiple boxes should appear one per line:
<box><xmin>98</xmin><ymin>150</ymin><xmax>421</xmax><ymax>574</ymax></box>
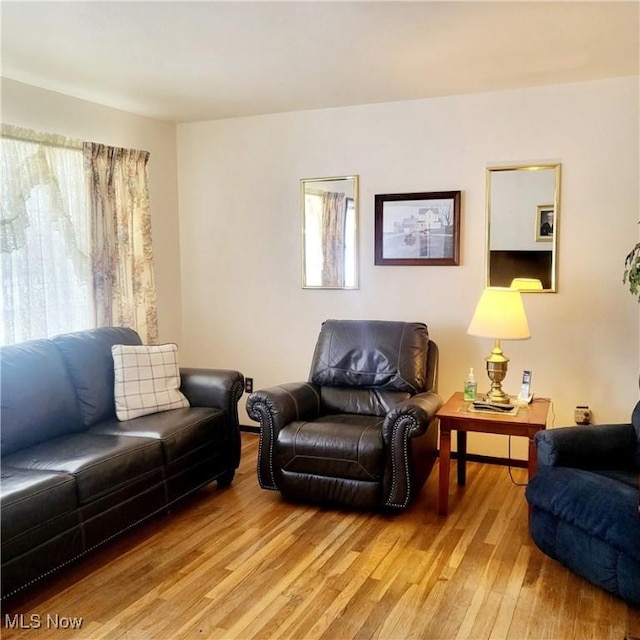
<box><xmin>1</xmin><ymin>124</ymin><xmax>150</xmax><ymax>156</ymax></box>
<box><xmin>1</xmin><ymin>124</ymin><xmax>83</xmax><ymax>150</ymax></box>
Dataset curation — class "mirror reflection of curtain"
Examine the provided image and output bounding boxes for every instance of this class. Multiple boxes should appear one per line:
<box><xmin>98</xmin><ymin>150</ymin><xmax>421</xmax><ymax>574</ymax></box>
<box><xmin>321</xmin><ymin>190</ymin><xmax>346</xmax><ymax>287</ymax></box>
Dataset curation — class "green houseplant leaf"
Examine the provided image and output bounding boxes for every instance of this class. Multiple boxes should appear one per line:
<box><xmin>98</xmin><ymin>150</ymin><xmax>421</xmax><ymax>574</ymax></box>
<box><xmin>623</xmin><ymin>241</ymin><xmax>640</xmax><ymax>301</ymax></box>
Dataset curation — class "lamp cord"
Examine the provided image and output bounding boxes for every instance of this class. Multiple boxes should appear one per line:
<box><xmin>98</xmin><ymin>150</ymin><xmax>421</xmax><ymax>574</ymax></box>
<box><xmin>507</xmin><ymin>436</ymin><xmax>528</xmax><ymax>486</ymax></box>
<box><xmin>507</xmin><ymin>399</ymin><xmax>555</xmax><ymax>487</ymax></box>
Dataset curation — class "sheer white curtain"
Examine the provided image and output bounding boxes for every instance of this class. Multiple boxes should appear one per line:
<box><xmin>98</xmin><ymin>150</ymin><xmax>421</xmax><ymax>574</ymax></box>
<box><xmin>1</xmin><ymin>125</ymin><xmax>93</xmax><ymax>345</ymax></box>
<box><xmin>304</xmin><ymin>192</ymin><xmax>324</xmax><ymax>286</ymax></box>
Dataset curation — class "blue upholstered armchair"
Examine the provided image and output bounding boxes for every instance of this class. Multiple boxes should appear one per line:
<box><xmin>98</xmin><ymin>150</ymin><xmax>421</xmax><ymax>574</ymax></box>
<box><xmin>525</xmin><ymin>402</ymin><xmax>640</xmax><ymax>605</ymax></box>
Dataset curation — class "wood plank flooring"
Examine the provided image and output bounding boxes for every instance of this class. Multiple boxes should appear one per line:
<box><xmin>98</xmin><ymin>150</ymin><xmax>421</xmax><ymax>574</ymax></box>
<box><xmin>2</xmin><ymin>433</ymin><xmax>639</xmax><ymax>639</ymax></box>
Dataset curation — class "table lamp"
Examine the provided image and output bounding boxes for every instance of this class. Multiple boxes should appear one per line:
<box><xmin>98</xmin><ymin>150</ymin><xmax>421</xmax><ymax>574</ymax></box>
<box><xmin>510</xmin><ymin>278</ymin><xmax>543</xmax><ymax>291</ymax></box>
<box><xmin>467</xmin><ymin>287</ymin><xmax>531</xmax><ymax>404</ymax></box>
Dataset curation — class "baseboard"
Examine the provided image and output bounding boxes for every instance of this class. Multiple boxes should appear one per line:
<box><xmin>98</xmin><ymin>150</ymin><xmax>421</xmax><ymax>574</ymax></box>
<box><xmin>240</xmin><ymin>426</ymin><xmax>527</xmax><ymax>468</ymax></box>
<box><xmin>240</xmin><ymin>424</ymin><xmax>260</xmax><ymax>434</ymax></box>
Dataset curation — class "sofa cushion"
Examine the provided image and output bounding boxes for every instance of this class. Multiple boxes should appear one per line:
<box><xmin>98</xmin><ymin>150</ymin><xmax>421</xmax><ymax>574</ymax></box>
<box><xmin>3</xmin><ymin>433</ymin><xmax>164</xmax><ymax>505</ymax></box>
<box><xmin>593</xmin><ymin>468</ymin><xmax>639</xmax><ymax>490</ymax></box>
<box><xmin>52</xmin><ymin>327</ymin><xmax>142</xmax><ymax>428</ymax></box>
<box><xmin>0</xmin><ymin>339</ymin><xmax>84</xmax><ymax>456</ymax></box>
<box><xmin>89</xmin><ymin>407</ymin><xmax>226</xmax><ymax>464</ymax></box>
<box><xmin>526</xmin><ymin>466</ymin><xmax>640</xmax><ymax>563</ymax></box>
<box><xmin>276</xmin><ymin>414</ymin><xmax>385</xmax><ymax>481</ymax></box>
<box><xmin>112</xmin><ymin>343</ymin><xmax>190</xmax><ymax>421</ymax></box>
<box><xmin>0</xmin><ymin>468</ymin><xmax>78</xmax><ymax>543</ymax></box>
<box><xmin>309</xmin><ymin>320</ymin><xmax>429</xmax><ymax>394</ymax></box>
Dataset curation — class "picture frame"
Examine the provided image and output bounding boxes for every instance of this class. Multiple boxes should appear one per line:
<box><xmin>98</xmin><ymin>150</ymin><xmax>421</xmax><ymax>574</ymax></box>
<box><xmin>374</xmin><ymin>191</ymin><xmax>461</xmax><ymax>265</ymax></box>
<box><xmin>535</xmin><ymin>204</ymin><xmax>554</xmax><ymax>242</ymax></box>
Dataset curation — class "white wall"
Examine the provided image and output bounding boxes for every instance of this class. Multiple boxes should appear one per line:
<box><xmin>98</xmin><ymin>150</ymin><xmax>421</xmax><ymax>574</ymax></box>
<box><xmin>178</xmin><ymin>76</ymin><xmax>640</xmax><ymax>459</ymax></box>
<box><xmin>3</xmin><ymin>75</ymin><xmax>637</xmax><ymax>460</ymax></box>
<box><xmin>1</xmin><ymin>78</ymin><xmax>182</xmax><ymax>343</ymax></box>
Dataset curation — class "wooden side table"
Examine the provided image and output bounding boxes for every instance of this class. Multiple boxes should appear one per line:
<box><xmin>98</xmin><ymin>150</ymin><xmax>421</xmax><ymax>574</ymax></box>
<box><xmin>436</xmin><ymin>391</ymin><xmax>551</xmax><ymax>516</ymax></box>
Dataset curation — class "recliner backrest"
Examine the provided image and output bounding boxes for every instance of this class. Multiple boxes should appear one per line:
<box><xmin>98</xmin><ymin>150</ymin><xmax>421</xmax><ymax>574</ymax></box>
<box><xmin>309</xmin><ymin>319</ymin><xmax>431</xmax><ymax>416</ymax></box>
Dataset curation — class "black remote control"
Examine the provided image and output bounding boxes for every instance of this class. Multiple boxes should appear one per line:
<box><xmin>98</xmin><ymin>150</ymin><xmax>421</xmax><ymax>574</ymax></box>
<box><xmin>472</xmin><ymin>401</ymin><xmax>514</xmax><ymax>412</ymax></box>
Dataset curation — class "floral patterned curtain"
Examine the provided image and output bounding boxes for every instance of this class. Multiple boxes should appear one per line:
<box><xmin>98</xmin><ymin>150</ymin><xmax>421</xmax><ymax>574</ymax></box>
<box><xmin>84</xmin><ymin>143</ymin><xmax>158</xmax><ymax>344</ymax></box>
<box><xmin>321</xmin><ymin>191</ymin><xmax>346</xmax><ymax>287</ymax></box>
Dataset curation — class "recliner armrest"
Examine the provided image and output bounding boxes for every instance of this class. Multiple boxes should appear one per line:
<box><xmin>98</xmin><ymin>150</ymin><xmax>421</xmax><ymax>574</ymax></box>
<box><xmin>535</xmin><ymin>423</ymin><xmax>637</xmax><ymax>469</ymax></box>
<box><xmin>381</xmin><ymin>391</ymin><xmax>442</xmax><ymax>509</ymax></box>
<box><xmin>246</xmin><ymin>382</ymin><xmax>322</xmax><ymax>490</ymax></box>
<box><xmin>246</xmin><ymin>382</ymin><xmax>322</xmax><ymax>428</ymax></box>
<box><xmin>382</xmin><ymin>391</ymin><xmax>443</xmax><ymax>442</ymax></box>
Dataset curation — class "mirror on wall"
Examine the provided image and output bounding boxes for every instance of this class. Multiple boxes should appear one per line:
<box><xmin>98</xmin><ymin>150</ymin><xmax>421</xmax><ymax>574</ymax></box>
<box><xmin>486</xmin><ymin>163</ymin><xmax>561</xmax><ymax>292</ymax></box>
<box><xmin>301</xmin><ymin>175</ymin><xmax>359</xmax><ymax>289</ymax></box>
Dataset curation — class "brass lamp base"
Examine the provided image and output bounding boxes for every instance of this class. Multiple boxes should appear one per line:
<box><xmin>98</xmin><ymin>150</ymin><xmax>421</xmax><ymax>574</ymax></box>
<box><xmin>484</xmin><ymin>340</ymin><xmax>511</xmax><ymax>405</ymax></box>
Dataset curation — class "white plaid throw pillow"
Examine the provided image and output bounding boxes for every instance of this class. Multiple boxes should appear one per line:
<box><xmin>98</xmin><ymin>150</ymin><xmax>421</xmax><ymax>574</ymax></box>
<box><xmin>112</xmin><ymin>343</ymin><xmax>190</xmax><ymax>421</ymax></box>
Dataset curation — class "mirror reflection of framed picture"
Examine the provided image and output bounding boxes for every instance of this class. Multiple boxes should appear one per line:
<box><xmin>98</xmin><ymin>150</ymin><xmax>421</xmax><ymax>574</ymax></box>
<box><xmin>374</xmin><ymin>191</ymin><xmax>461</xmax><ymax>266</ymax></box>
<box><xmin>535</xmin><ymin>204</ymin><xmax>554</xmax><ymax>242</ymax></box>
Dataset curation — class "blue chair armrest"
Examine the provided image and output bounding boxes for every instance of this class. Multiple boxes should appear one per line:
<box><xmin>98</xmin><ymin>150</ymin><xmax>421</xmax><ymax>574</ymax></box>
<box><xmin>535</xmin><ymin>423</ymin><xmax>637</xmax><ymax>469</ymax></box>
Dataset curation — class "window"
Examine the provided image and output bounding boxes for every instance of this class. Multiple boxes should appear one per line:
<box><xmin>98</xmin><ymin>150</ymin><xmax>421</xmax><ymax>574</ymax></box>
<box><xmin>1</xmin><ymin>126</ymin><xmax>158</xmax><ymax>346</ymax></box>
<box><xmin>1</xmin><ymin>131</ymin><xmax>93</xmax><ymax>345</ymax></box>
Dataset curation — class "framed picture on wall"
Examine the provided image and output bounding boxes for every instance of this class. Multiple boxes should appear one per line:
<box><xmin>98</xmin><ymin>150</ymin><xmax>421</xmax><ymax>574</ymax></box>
<box><xmin>374</xmin><ymin>191</ymin><xmax>461</xmax><ymax>265</ymax></box>
<box><xmin>535</xmin><ymin>204</ymin><xmax>554</xmax><ymax>242</ymax></box>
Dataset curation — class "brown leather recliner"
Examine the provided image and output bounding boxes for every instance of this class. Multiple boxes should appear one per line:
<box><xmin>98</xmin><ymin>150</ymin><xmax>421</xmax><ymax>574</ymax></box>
<box><xmin>246</xmin><ymin>319</ymin><xmax>442</xmax><ymax>510</ymax></box>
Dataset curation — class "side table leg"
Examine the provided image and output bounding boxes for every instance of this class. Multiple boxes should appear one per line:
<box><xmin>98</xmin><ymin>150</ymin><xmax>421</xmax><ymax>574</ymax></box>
<box><xmin>528</xmin><ymin>436</ymin><xmax>537</xmax><ymax>482</ymax></box>
<box><xmin>457</xmin><ymin>431</ymin><xmax>467</xmax><ymax>486</ymax></box>
<box><xmin>439</xmin><ymin>426</ymin><xmax>451</xmax><ymax>516</ymax></box>
<box><xmin>527</xmin><ymin>435</ymin><xmax>538</xmax><ymax>522</ymax></box>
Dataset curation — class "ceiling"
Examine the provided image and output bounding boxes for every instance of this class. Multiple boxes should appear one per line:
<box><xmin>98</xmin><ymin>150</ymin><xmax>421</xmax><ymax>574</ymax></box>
<box><xmin>1</xmin><ymin>1</ymin><xmax>638</xmax><ymax>124</ymax></box>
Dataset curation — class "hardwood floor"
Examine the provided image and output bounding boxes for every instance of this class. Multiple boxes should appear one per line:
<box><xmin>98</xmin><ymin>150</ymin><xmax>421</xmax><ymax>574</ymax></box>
<box><xmin>2</xmin><ymin>433</ymin><xmax>639</xmax><ymax>639</ymax></box>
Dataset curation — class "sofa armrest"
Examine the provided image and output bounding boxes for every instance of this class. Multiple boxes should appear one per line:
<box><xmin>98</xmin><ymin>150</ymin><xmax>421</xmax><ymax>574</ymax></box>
<box><xmin>180</xmin><ymin>367</ymin><xmax>244</xmax><ymax>412</ymax></box>
<box><xmin>535</xmin><ymin>423</ymin><xmax>637</xmax><ymax>469</ymax></box>
<box><xmin>246</xmin><ymin>382</ymin><xmax>321</xmax><ymax>490</ymax></box>
<box><xmin>180</xmin><ymin>368</ymin><xmax>245</xmax><ymax>471</ymax></box>
<box><xmin>382</xmin><ymin>391</ymin><xmax>443</xmax><ymax>508</ymax></box>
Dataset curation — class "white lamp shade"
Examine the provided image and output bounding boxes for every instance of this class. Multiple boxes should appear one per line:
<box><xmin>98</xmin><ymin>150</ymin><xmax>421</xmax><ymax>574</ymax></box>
<box><xmin>467</xmin><ymin>287</ymin><xmax>531</xmax><ymax>340</ymax></box>
<box><xmin>510</xmin><ymin>278</ymin><xmax>543</xmax><ymax>291</ymax></box>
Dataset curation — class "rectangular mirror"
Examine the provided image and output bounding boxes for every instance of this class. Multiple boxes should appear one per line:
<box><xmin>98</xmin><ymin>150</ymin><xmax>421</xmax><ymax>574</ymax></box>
<box><xmin>301</xmin><ymin>175</ymin><xmax>359</xmax><ymax>289</ymax></box>
<box><xmin>486</xmin><ymin>163</ymin><xmax>561</xmax><ymax>292</ymax></box>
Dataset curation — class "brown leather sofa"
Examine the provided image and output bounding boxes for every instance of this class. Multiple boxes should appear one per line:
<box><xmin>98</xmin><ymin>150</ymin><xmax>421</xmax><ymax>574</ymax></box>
<box><xmin>1</xmin><ymin>327</ymin><xmax>244</xmax><ymax>599</ymax></box>
<box><xmin>246</xmin><ymin>319</ymin><xmax>442</xmax><ymax>510</ymax></box>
